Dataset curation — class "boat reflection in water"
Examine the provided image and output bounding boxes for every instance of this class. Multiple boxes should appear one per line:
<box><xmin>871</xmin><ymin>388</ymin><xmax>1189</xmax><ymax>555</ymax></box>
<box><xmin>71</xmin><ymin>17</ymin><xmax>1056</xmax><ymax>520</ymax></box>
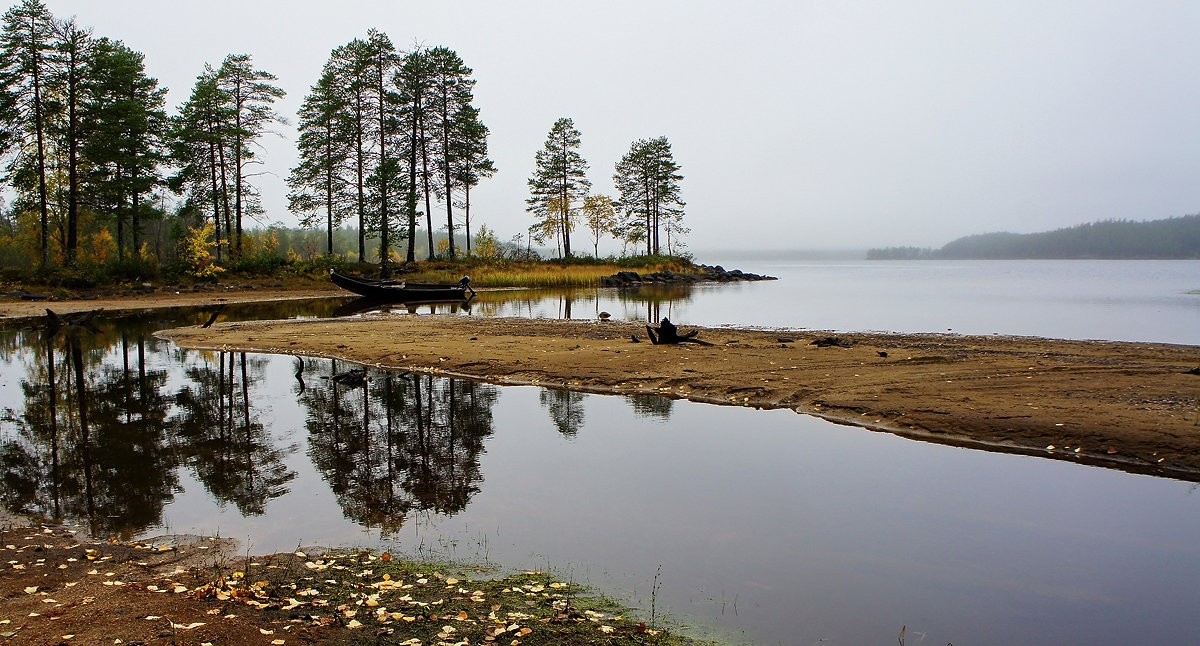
<box><xmin>332</xmin><ymin>296</ymin><xmax>474</xmax><ymax>317</ymax></box>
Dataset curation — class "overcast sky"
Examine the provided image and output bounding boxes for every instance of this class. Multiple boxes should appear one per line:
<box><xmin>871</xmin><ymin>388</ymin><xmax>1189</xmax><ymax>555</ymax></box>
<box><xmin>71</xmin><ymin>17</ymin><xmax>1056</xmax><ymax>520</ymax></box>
<box><xmin>41</xmin><ymin>0</ymin><xmax>1200</xmax><ymax>253</ymax></box>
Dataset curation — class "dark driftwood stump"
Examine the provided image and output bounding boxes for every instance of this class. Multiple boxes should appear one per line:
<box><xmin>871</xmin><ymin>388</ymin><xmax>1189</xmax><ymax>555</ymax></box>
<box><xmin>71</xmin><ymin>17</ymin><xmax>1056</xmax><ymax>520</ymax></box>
<box><xmin>810</xmin><ymin>336</ymin><xmax>852</xmax><ymax>348</ymax></box>
<box><xmin>45</xmin><ymin>308</ymin><xmax>103</xmax><ymax>335</ymax></box>
<box><xmin>644</xmin><ymin>318</ymin><xmax>713</xmax><ymax>346</ymax></box>
<box><xmin>201</xmin><ymin>305</ymin><xmax>226</xmax><ymax>328</ymax></box>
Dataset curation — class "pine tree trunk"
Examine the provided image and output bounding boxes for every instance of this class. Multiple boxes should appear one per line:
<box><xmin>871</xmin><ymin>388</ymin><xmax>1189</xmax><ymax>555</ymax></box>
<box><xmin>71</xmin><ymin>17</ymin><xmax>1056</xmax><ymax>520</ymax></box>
<box><xmin>131</xmin><ymin>171</ymin><xmax>140</xmax><ymax>257</ymax></box>
<box><xmin>207</xmin><ymin>142</ymin><xmax>222</xmax><ymax>263</ymax></box>
<box><xmin>233</xmin><ymin>76</ymin><xmax>244</xmax><ymax>260</ymax></box>
<box><xmin>464</xmin><ymin>184</ymin><xmax>472</xmax><ymax>253</ymax></box>
<box><xmin>31</xmin><ymin>39</ymin><xmax>50</xmax><ymax>269</ymax></box>
<box><xmin>421</xmin><ymin>135</ymin><xmax>434</xmax><ymax>259</ymax></box>
<box><xmin>376</xmin><ymin>52</ymin><xmax>390</xmax><ymax>278</ymax></box>
<box><xmin>354</xmin><ymin>93</ymin><xmax>366</xmax><ymax>262</ymax></box>
<box><xmin>324</xmin><ymin>124</ymin><xmax>334</xmax><ymax>255</ymax></box>
<box><xmin>116</xmin><ymin>177</ymin><xmax>126</xmax><ymax>262</ymax></box>
<box><xmin>65</xmin><ymin>58</ymin><xmax>80</xmax><ymax>268</ymax></box>
<box><xmin>406</xmin><ymin>94</ymin><xmax>419</xmax><ymax>263</ymax></box>
<box><xmin>213</xmin><ymin>117</ymin><xmax>233</xmax><ymax>261</ymax></box>
<box><xmin>441</xmin><ymin>87</ymin><xmax>455</xmax><ymax>258</ymax></box>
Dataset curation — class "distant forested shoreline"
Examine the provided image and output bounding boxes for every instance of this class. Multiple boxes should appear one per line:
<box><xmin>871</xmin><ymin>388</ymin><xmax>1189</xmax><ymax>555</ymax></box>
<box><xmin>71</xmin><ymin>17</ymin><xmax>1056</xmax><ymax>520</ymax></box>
<box><xmin>868</xmin><ymin>214</ymin><xmax>1200</xmax><ymax>260</ymax></box>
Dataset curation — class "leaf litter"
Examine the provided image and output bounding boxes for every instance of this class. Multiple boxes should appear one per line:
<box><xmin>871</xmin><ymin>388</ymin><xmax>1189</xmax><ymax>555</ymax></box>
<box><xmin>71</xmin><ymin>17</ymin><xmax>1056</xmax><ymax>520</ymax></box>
<box><xmin>1</xmin><ymin>518</ymin><xmax>703</xmax><ymax>645</ymax></box>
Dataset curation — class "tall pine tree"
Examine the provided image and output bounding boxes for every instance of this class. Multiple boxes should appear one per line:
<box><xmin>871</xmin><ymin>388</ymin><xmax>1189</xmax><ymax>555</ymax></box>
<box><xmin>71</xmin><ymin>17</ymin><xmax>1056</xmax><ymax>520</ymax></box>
<box><xmin>527</xmin><ymin>117</ymin><xmax>589</xmax><ymax>258</ymax></box>
<box><xmin>84</xmin><ymin>37</ymin><xmax>167</xmax><ymax>260</ymax></box>
<box><xmin>360</xmin><ymin>30</ymin><xmax>404</xmax><ymax>277</ymax></box>
<box><xmin>425</xmin><ymin>46</ymin><xmax>474</xmax><ymax>259</ymax></box>
<box><xmin>0</xmin><ymin>0</ymin><xmax>57</xmax><ymax>267</ymax></box>
<box><xmin>287</xmin><ymin>63</ymin><xmax>353</xmax><ymax>256</ymax></box>
<box><xmin>215</xmin><ymin>53</ymin><xmax>284</xmax><ymax>260</ymax></box>
<box><xmin>50</xmin><ymin>16</ymin><xmax>91</xmax><ymax>267</ymax></box>
<box><xmin>613</xmin><ymin>136</ymin><xmax>684</xmax><ymax>255</ymax></box>
<box><xmin>449</xmin><ymin>104</ymin><xmax>494</xmax><ymax>254</ymax></box>
<box><xmin>169</xmin><ymin>66</ymin><xmax>234</xmax><ymax>261</ymax></box>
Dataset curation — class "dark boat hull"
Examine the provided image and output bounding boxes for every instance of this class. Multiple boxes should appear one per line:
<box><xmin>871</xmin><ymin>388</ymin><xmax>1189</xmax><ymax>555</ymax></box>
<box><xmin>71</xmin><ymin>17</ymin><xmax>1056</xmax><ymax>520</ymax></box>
<box><xmin>330</xmin><ymin>270</ymin><xmax>469</xmax><ymax>302</ymax></box>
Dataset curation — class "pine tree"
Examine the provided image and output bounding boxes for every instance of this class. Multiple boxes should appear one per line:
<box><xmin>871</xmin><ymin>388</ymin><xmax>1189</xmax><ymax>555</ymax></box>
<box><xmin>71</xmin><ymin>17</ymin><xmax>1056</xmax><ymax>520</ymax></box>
<box><xmin>332</xmin><ymin>39</ymin><xmax>373</xmax><ymax>262</ymax></box>
<box><xmin>425</xmin><ymin>46</ymin><xmax>474</xmax><ymax>259</ymax></box>
<box><xmin>215</xmin><ymin>53</ymin><xmax>285</xmax><ymax>260</ymax></box>
<box><xmin>50</xmin><ymin>16</ymin><xmax>91</xmax><ymax>267</ymax></box>
<box><xmin>450</xmin><ymin>104</ymin><xmax>495</xmax><ymax>254</ymax></box>
<box><xmin>527</xmin><ymin>117</ymin><xmax>589</xmax><ymax>258</ymax></box>
<box><xmin>0</xmin><ymin>0</ymin><xmax>57</xmax><ymax>268</ymax></box>
<box><xmin>360</xmin><ymin>30</ymin><xmax>404</xmax><ymax>277</ymax></box>
<box><xmin>84</xmin><ymin>37</ymin><xmax>167</xmax><ymax>261</ymax></box>
<box><xmin>397</xmin><ymin>46</ymin><xmax>434</xmax><ymax>262</ymax></box>
<box><xmin>168</xmin><ymin>66</ymin><xmax>233</xmax><ymax>261</ymax></box>
<box><xmin>613</xmin><ymin>136</ymin><xmax>684</xmax><ymax>255</ymax></box>
<box><xmin>287</xmin><ymin>63</ymin><xmax>353</xmax><ymax>256</ymax></box>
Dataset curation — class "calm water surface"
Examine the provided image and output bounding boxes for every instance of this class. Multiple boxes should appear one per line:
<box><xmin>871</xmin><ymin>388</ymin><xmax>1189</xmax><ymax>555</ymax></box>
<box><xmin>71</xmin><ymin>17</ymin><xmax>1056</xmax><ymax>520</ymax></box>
<box><xmin>2</xmin><ymin>259</ymin><xmax>1199</xmax><ymax>645</ymax></box>
<box><xmin>471</xmin><ymin>259</ymin><xmax>1199</xmax><ymax>343</ymax></box>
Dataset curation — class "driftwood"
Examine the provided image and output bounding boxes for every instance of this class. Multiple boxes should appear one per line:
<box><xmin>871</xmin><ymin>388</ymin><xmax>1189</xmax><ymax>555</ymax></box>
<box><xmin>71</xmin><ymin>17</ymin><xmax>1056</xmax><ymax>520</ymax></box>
<box><xmin>201</xmin><ymin>305</ymin><xmax>226</xmax><ymax>328</ymax></box>
<box><xmin>644</xmin><ymin>318</ymin><xmax>713</xmax><ymax>346</ymax></box>
<box><xmin>294</xmin><ymin>357</ymin><xmax>306</xmax><ymax>394</ymax></box>
<box><xmin>330</xmin><ymin>368</ymin><xmax>368</xmax><ymax>387</ymax></box>
<box><xmin>45</xmin><ymin>308</ymin><xmax>103</xmax><ymax>335</ymax></box>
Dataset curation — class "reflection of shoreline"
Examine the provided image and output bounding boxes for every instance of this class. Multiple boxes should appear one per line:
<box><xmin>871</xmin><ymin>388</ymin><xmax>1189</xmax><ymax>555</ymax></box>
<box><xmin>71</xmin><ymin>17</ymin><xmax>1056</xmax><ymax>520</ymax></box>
<box><xmin>160</xmin><ymin>315</ymin><xmax>1200</xmax><ymax>483</ymax></box>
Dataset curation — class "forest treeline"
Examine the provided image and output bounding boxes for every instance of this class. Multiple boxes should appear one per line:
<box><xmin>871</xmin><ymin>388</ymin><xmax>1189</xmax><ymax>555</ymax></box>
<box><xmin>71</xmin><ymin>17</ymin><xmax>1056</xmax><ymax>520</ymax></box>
<box><xmin>867</xmin><ymin>214</ymin><xmax>1200</xmax><ymax>260</ymax></box>
<box><xmin>0</xmin><ymin>0</ymin><xmax>687</xmax><ymax>284</ymax></box>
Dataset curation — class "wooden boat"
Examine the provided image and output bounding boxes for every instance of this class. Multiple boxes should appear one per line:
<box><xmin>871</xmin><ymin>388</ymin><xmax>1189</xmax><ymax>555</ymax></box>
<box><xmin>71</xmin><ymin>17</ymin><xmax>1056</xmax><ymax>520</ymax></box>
<box><xmin>329</xmin><ymin>269</ymin><xmax>473</xmax><ymax>302</ymax></box>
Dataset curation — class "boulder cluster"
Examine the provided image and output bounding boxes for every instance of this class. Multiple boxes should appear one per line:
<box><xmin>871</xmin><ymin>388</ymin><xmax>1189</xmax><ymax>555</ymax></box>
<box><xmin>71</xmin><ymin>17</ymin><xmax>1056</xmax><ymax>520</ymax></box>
<box><xmin>601</xmin><ymin>264</ymin><xmax>777</xmax><ymax>287</ymax></box>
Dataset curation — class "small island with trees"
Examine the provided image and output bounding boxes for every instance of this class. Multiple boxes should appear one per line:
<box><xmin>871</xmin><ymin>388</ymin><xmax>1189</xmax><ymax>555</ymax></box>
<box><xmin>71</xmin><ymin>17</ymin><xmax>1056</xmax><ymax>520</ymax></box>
<box><xmin>868</xmin><ymin>214</ymin><xmax>1200</xmax><ymax>260</ymax></box>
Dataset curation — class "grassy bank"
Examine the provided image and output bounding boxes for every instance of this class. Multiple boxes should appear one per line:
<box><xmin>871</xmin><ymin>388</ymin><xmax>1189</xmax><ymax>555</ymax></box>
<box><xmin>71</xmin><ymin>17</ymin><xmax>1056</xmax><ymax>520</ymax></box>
<box><xmin>392</xmin><ymin>255</ymin><xmax>699</xmax><ymax>289</ymax></box>
<box><xmin>1</xmin><ymin>254</ymin><xmax>701</xmax><ymax>293</ymax></box>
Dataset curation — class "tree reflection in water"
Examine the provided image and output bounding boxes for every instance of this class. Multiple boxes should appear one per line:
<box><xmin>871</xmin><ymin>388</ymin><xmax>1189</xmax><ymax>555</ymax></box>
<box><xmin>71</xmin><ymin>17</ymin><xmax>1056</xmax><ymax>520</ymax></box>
<box><xmin>303</xmin><ymin>362</ymin><xmax>497</xmax><ymax>534</ymax></box>
<box><xmin>0</xmin><ymin>317</ymin><xmax>178</xmax><ymax>539</ymax></box>
<box><xmin>173</xmin><ymin>351</ymin><xmax>297</xmax><ymax>516</ymax></box>
<box><xmin>625</xmin><ymin>394</ymin><xmax>674</xmax><ymax>421</ymax></box>
<box><xmin>540</xmin><ymin>388</ymin><xmax>587</xmax><ymax>437</ymax></box>
<box><xmin>0</xmin><ymin>301</ymin><xmax>675</xmax><ymax>542</ymax></box>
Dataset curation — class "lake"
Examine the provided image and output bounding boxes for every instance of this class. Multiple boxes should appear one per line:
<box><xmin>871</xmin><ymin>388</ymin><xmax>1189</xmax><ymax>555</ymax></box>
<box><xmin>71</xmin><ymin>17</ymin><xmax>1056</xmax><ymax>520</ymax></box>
<box><xmin>1</xmin><ymin>258</ymin><xmax>1198</xmax><ymax>645</ymax></box>
<box><xmin>470</xmin><ymin>258</ymin><xmax>1199</xmax><ymax>344</ymax></box>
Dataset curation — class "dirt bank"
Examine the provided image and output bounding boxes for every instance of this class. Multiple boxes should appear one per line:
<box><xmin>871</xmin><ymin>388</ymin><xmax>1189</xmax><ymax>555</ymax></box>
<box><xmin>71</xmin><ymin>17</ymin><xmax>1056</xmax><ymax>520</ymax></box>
<box><xmin>158</xmin><ymin>314</ymin><xmax>1200</xmax><ymax>480</ymax></box>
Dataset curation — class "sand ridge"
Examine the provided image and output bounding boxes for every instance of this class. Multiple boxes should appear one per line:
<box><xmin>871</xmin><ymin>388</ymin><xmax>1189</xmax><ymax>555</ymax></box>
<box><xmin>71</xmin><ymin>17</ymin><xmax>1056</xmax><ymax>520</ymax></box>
<box><xmin>157</xmin><ymin>314</ymin><xmax>1200</xmax><ymax>481</ymax></box>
